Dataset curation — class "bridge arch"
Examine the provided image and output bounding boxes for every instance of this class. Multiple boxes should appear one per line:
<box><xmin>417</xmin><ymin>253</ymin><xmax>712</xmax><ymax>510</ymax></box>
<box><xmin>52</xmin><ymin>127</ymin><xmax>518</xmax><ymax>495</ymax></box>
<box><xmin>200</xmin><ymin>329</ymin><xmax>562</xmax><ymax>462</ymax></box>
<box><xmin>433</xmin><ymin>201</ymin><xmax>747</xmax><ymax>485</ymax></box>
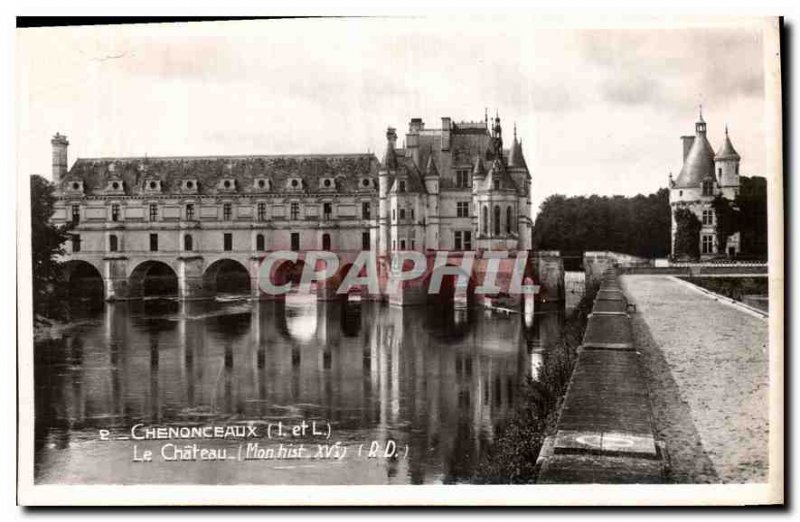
<box><xmin>203</xmin><ymin>258</ymin><xmax>251</xmax><ymax>295</ymax></box>
<box><xmin>129</xmin><ymin>260</ymin><xmax>178</xmax><ymax>298</ymax></box>
<box><xmin>422</xmin><ymin>263</ymin><xmax>477</xmax><ymax>308</ymax></box>
<box><xmin>270</xmin><ymin>258</ymin><xmax>307</xmax><ymax>294</ymax></box>
<box><xmin>61</xmin><ymin>260</ymin><xmax>104</xmax><ymax>302</ymax></box>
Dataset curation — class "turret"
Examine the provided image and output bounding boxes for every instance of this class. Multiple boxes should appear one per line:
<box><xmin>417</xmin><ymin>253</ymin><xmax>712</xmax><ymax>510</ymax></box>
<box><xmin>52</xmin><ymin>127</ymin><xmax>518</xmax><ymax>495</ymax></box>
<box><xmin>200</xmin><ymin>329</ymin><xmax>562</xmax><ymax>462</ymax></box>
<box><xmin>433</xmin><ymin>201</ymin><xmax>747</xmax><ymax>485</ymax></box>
<box><xmin>715</xmin><ymin>125</ymin><xmax>741</xmax><ymax>188</ymax></box>
<box><xmin>51</xmin><ymin>132</ymin><xmax>69</xmax><ymax>182</ymax></box>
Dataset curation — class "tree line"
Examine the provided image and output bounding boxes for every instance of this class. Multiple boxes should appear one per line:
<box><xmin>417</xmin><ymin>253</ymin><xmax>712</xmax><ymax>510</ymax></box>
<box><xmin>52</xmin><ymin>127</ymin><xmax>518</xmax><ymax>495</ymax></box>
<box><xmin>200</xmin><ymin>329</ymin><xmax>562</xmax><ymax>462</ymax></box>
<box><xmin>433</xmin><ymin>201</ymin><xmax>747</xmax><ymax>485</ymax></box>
<box><xmin>531</xmin><ymin>177</ymin><xmax>768</xmax><ymax>262</ymax></box>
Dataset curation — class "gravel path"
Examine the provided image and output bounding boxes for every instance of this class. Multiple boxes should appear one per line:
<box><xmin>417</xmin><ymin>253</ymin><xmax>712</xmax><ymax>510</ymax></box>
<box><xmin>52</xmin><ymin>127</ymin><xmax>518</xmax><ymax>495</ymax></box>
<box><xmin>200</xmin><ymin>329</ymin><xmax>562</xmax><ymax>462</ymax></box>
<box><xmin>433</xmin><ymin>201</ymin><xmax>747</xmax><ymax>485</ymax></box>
<box><xmin>621</xmin><ymin>275</ymin><xmax>769</xmax><ymax>484</ymax></box>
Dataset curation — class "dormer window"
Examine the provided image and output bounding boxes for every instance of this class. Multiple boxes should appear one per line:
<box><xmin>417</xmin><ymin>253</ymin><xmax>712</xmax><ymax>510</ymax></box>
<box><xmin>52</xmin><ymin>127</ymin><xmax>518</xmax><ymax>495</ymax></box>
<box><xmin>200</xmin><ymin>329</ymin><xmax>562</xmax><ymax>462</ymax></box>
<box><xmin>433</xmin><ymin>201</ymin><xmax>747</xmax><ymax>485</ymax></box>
<box><xmin>287</xmin><ymin>178</ymin><xmax>303</xmax><ymax>190</ymax></box>
<box><xmin>254</xmin><ymin>178</ymin><xmax>271</xmax><ymax>191</ymax></box>
<box><xmin>66</xmin><ymin>180</ymin><xmax>84</xmax><ymax>194</ymax></box>
<box><xmin>218</xmin><ymin>178</ymin><xmax>236</xmax><ymax>192</ymax></box>
<box><xmin>106</xmin><ymin>180</ymin><xmax>124</xmax><ymax>194</ymax></box>
<box><xmin>144</xmin><ymin>179</ymin><xmax>162</xmax><ymax>193</ymax></box>
<box><xmin>398</xmin><ymin>180</ymin><xmax>406</xmax><ymax>193</ymax></box>
<box><xmin>361</xmin><ymin>178</ymin><xmax>372</xmax><ymax>188</ymax></box>
<box><xmin>320</xmin><ymin>178</ymin><xmax>335</xmax><ymax>190</ymax></box>
<box><xmin>493</xmin><ymin>178</ymin><xmax>501</xmax><ymax>190</ymax></box>
<box><xmin>182</xmin><ymin>179</ymin><xmax>198</xmax><ymax>193</ymax></box>
<box><xmin>702</xmin><ymin>180</ymin><xmax>714</xmax><ymax>196</ymax></box>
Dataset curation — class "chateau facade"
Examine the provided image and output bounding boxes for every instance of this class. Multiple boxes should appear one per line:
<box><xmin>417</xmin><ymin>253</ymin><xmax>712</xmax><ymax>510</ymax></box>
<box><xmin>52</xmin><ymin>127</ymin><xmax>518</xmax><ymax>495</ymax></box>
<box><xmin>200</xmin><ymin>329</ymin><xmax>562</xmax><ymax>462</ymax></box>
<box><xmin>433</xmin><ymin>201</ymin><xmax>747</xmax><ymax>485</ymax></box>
<box><xmin>50</xmin><ymin>113</ymin><xmax>535</xmax><ymax>303</ymax></box>
<box><xmin>669</xmin><ymin>110</ymin><xmax>742</xmax><ymax>259</ymax></box>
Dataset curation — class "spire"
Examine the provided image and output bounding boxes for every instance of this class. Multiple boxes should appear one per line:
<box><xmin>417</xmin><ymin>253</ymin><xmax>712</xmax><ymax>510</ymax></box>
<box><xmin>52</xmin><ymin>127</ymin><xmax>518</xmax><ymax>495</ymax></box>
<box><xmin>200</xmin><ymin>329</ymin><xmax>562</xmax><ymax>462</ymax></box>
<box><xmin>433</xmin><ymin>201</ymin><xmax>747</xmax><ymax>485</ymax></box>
<box><xmin>696</xmin><ymin>104</ymin><xmax>707</xmax><ymax>135</ymax></box>
<box><xmin>508</xmin><ymin>128</ymin><xmax>527</xmax><ymax>170</ymax></box>
<box><xmin>425</xmin><ymin>146</ymin><xmax>439</xmax><ymax>177</ymax></box>
<box><xmin>715</xmin><ymin>125</ymin><xmax>741</xmax><ymax>161</ymax></box>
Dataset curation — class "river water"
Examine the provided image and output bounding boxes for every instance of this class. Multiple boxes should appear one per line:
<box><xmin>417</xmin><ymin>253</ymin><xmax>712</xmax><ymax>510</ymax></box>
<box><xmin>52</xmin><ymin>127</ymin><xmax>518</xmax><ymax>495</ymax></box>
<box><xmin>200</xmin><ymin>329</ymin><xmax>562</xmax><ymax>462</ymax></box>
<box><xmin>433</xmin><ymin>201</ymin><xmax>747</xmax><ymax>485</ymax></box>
<box><xmin>33</xmin><ymin>298</ymin><xmax>563</xmax><ymax>485</ymax></box>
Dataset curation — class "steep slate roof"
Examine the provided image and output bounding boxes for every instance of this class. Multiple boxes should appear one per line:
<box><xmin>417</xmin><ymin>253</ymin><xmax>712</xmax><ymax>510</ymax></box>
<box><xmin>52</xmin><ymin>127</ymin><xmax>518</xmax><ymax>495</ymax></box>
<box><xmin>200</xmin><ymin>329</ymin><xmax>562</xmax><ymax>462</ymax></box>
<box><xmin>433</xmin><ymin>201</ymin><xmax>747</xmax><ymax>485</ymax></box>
<box><xmin>674</xmin><ymin>133</ymin><xmax>716</xmax><ymax>189</ymax></box>
<box><xmin>715</xmin><ymin>128</ymin><xmax>740</xmax><ymax>161</ymax></box>
<box><xmin>508</xmin><ymin>136</ymin><xmax>527</xmax><ymax>170</ymax></box>
<box><xmin>61</xmin><ymin>154</ymin><xmax>379</xmax><ymax>195</ymax></box>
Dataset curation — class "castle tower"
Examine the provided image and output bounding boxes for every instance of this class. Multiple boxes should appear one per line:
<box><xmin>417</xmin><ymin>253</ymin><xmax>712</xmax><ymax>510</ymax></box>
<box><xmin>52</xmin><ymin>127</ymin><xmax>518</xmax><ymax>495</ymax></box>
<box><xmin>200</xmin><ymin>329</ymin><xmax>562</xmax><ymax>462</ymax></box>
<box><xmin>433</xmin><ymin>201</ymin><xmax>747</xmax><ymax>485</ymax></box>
<box><xmin>715</xmin><ymin>125</ymin><xmax>741</xmax><ymax>196</ymax></box>
<box><xmin>51</xmin><ymin>132</ymin><xmax>69</xmax><ymax>182</ymax></box>
<box><xmin>424</xmin><ymin>152</ymin><xmax>440</xmax><ymax>250</ymax></box>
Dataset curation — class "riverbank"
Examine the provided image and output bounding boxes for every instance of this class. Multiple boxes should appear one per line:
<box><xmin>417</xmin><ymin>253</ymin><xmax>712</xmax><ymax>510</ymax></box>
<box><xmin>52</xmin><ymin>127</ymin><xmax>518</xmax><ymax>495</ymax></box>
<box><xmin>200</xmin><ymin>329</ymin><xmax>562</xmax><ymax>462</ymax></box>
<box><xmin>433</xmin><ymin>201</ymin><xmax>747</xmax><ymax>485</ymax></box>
<box><xmin>473</xmin><ymin>288</ymin><xmax>596</xmax><ymax>484</ymax></box>
<box><xmin>622</xmin><ymin>275</ymin><xmax>769</xmax><ymax>483</ymax></box>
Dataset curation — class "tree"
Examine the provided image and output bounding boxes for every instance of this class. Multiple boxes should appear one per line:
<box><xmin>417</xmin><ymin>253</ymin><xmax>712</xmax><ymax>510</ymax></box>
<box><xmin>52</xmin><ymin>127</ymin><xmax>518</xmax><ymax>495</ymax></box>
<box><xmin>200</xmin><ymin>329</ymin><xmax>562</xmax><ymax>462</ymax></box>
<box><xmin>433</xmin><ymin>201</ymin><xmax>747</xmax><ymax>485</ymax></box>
<box><xmin>711</xmin><ymin>195</ymin><xmax>738</xmax><ymax>255</ymax></box>
<box><xmin>531</xmin><ymin>189</ymin><xmax>671</xmax><ymax>259</ymax></box>
<box><xmin>673</xmin><ymin>207</ymin><xmax>701</xmax><ymax>260</ymax></box>
<box><xmin>30</xmin><ymin>175</ymin><xmax>70</xmax><ymax>319</ymax></box>
<box><xmin>736</xmin><ymin>176</ymin><xmax>768</xmax><ymax>259</ymax></box>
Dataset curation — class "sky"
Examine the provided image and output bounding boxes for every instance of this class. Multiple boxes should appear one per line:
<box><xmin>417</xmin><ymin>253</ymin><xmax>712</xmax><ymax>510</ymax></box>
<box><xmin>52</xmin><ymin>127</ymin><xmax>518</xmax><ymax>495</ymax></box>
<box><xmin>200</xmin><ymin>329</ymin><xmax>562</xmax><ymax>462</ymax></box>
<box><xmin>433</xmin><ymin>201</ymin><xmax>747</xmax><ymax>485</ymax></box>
<box><xmin>16</xmin><ymin>18</ymin><xmax>771</xmax><ymax>216</ymax></box>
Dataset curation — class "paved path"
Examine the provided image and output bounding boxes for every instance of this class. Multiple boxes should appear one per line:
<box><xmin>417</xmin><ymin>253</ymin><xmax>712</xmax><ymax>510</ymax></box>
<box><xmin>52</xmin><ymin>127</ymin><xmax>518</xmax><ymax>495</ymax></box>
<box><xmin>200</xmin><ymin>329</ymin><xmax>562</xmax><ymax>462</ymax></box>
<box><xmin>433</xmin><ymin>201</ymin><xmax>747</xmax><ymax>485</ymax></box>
<box><xmin>621</xmin><ymin>275</ymin><xmax>769</xmax><ymax>483</ymax></box>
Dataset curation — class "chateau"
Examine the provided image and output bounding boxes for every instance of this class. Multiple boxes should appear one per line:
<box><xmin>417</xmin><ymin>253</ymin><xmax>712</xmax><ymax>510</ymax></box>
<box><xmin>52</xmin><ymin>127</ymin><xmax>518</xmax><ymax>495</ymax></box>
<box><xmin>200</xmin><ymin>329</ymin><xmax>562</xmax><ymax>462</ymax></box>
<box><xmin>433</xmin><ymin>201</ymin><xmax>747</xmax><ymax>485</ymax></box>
<box><xmin>669</xmin><ymin>110</ymin><xmax>742</xmax><ymax>258</ymax></box>
<box><xmin>50</xmin><ymin>113</ymin><xmax>536</xmax><ymax>304</ymax></box>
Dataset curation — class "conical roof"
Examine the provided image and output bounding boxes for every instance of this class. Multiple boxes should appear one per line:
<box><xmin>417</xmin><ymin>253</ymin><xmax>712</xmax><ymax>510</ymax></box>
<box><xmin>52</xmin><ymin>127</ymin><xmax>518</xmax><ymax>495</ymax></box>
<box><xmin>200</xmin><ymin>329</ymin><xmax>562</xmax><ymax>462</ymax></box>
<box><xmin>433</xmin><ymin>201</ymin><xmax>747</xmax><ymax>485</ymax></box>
<box><xmin>472</xmin><ymin>155</ymin><xmax>486</xmax><ymax>177</ymax></box>
<box><xmin>425</xmin><ymin>154</ymin><xmax>439</xmax><ymax>177</ymax></box>
<box><xmin>715</xmin><ymin>128</ymin><xmax>740</xmax><ymax>161</ymax></box>
<box><xmin>508</xmin><ymin>137</ymin><xmax>527</xmax><ymax>170</ymax></box>
<box><xmin>674</xmin><ymin>133</ymin><xmax>715</xmax><ymax>188</ymax></box>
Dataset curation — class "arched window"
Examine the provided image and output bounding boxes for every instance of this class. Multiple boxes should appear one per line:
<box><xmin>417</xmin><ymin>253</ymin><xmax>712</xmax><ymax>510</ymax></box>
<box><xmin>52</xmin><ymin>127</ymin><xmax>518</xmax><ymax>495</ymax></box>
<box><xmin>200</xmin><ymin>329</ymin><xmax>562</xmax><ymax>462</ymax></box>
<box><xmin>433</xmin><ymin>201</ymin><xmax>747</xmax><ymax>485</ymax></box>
<box><xmin>322</xmin><ymin>233</ymin><xmax>331</xmax><ymax>251</ymax></box>
<box><xmin>256</xmin><ymin>233</ymin><xmax>265</xmax><ymax>251</ymax></box>
<box><xmin>493</xmin><ymin>205</ymin><xmax>501</xmax><ymax>236</ymax></box>
<box><xmin>482</xmin><ymin>206</ymin><xmax>488</xmax><ymax>235</ymax></box>
<box><xmin>184</xmin><ymin>234</ymin><xmax>193</xmax><ymax>252</ymax></box>
<box><xmin>109</xmin><ymin>234</ymin><xmax>118</xmax><ymax>252</ymax></box>
<box><xmin>506</xmin><ymin>206</ymin><xmax>513</xmax><ymax>234</ymax></box>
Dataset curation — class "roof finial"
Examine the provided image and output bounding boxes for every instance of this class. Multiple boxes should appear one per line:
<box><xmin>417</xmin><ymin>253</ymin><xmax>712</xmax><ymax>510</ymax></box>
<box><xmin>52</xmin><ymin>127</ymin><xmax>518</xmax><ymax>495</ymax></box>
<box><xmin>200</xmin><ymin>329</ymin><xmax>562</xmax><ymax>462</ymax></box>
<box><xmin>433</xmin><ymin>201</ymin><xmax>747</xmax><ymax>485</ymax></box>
<box><xmin>725</xmin><ymin>124</ymin><xmax>729</xmax><ymax>135</ymax></box>
<box><xmin>698</xmin><ymin>103</ymin><xmax>704</xmax><ymax>122</ymax></box>
<box><xmin>513</xmin><ymin>122</ymin><xmax>517</xmax><ymax>141</ymax></box>
<box><xmin>484</xmin><ymin>107</ymin><xmax>488</xmax><ymax>127</ymax></box>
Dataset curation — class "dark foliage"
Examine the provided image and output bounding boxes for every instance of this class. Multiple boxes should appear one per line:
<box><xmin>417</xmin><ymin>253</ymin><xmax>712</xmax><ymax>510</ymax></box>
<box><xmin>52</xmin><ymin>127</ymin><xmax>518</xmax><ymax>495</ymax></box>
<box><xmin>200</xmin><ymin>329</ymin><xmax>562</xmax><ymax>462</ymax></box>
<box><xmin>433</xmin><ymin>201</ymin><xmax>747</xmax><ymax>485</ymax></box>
<box><xmin>736</xmin><ymin>176</ymin><xmax>768</xmax><ymax>258</ymax></box>
<box><xmin>531</xmin><ymin>189</ymin><xmax>671</xmax><ymax>258</ymax></box>
<box><xmin>711</xmin><ymin>195</ymin><xmax>737</xmax><ymax>254</ymax></box>
<box><xmin>673</xmin><ymin>207</ymin><xmax>701</xmax><ymax>260</ymax></box>
<box><xmin>682</xmin><ymin>276</ymin><xmax>768</xmax><ymax>301</ymax></box>
<box><xmin>30</xmin><ymin>175</ymin><xmax>70</xmax><ymax>320</ymax></box>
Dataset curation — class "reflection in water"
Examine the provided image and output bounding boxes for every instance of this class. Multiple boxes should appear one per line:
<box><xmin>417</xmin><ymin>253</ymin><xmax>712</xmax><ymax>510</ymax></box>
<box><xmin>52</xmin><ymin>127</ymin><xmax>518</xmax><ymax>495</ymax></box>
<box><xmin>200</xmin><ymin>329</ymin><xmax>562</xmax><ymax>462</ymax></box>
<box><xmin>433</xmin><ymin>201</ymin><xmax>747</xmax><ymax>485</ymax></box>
<box><xmin>33</xmin><ymin>299</ymin><xmax>563</xmax><ymax>485</ymax></box>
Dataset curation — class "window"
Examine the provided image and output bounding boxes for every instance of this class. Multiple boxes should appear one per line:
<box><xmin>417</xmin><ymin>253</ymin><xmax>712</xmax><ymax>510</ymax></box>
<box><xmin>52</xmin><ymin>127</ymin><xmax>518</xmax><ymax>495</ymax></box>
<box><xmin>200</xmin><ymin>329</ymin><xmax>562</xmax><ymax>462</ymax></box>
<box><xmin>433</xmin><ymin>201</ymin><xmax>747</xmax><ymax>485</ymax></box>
<box><xmin>111</xmin><ymin>204</ymin><xmax>120</xmax><ymax>222</ymax></box>
<box><xmin>362</xmin><ymin>231</ymin><xmax>370</xmax><ymax>250</ymax></box>
<box><xmin>291</xmin><ymin>232</ymin><xmax>300</xmax><ymax>251</ymax></box>
<box><xmin>506</xmin><ymin>206</ymin><xmax>513</xmax><ymax>234</ymax></box>
<box><xmin>224</xmin><ymin>233</ymin><xmax>233</xmax><ymax>251</ymax></box>
<box><xmin>185</xmin><ymin>203</ymin><xmax>194</xmax><ymax>221</ymax></box>
<box><xmin>290</xmin><ymin>202</ymin><xmax>300</xmax><ymax>220</ymax></box>
<box><xmin>410</xmin><ymin>208</ymin><xmax>415</xmax><ymax>221</ymax></box>
<box><xmin>322</xmin><ymin>233</ymin><xmax>331</xmax><ymax>250</ymax></box>
<box><xmin>149</xmin><ymin>233</ymin><xmax>158</xmax><ymax>252</ymax></box>
<box><xmin>493</xmin><ymin>178</ymin><xmax>501</xmax><ymax>190</ymax></box>
<box><xmin>392</xmin><ymin>209</ymin><xmax>396</xmax><ymax>222</ymax></box>
<box><xmin>257</xmin><ymin>202</ymin><xmax>266</xmax><ymax>222</ymax></box>
<box><xmin>463</xmin><ymin>231</ymin><xmax>472</xmax><ymax>250</ymax></box>
<box><xmin>400</xmin><ymin>239</ymin><xmax>406</xmax><ymax>250</ymax></box>
<box><xmin>482</xmin><ymin>206</ymin><xmax>488</xmax><ymax>235</ymax></box>
<box><xmin>362</xmin><ymin>201</ymin><xmax>371</xmax><ymax>220</ymax></box>
<box><xmin>223</xmin><ymin>203</ymin><xmax>232</xmax><ymax>221</ymax></box>
<box><xmin>149</xmin><ymin>203</ymin><xmax>158</xmax><ymax>221</ymax></box>
<box><xmin>454</xmin><ymin>231</ymin><xmax>463</xmax><ymax>250</ymax></box>
<box><xmin>71</xmin><ymin>234</ymin><xmax>81</xmax><ymax>253</ymax></box>
<box><xmin>702</xmin><ymin>235</ymin><xmax>714</xmax><ymax>254</ymax></box>
<box><xmin>184</xmin><ymin>234</ymin><xmax>193</xmax><ymax>251</ymax></box>
<box><xmin>456</xmin><ymin>201</ymin><xmax>469</xmax><ymax>218</ymax></box>
<box><xmin>109</xmin><ymin>234</ymin><xmax>118</xmax><ymax>252</ymax></box>
<box><xmin>323</xmin><ymin>202</ymin><xmax>332</xmax><ymax>220</ymax></box>
<box><xmin>399</xmin><ymin>208</ymin><xmax>406</xmax><ymax>220</ymax></box>
<box><xmin>256</xmin><ymin>234</ymin><xmax>265</xmax><ymax>251</ymax></box>
<box><xmin>702</xmin><ymin>180</ymin><xmax>714</xmax><ymax>196</ymax></box>
<box><xmin>702</xmin><ymin>210</ymin><xmax>714</xmax><ymax>225</ymax></box>
<box><xmin>494</xmin><ymin>205</ymin><xmax>501</xmax><ymax>236</ymax></box>
<box><xmin>71</xmin><ymin>205</ymin><xmax>80</xmax><ymax>224</ymax></box>
<box><xmin>718</xmin><ymin>168</ymin><xmax>722</xmax><ymax>177</ymax></box>
<box><xmin>398</xmin><ymin>180</ymin><xmax>406</xmax><ymax>193</ymax></box>
<box><xmin>392</xmin><ymin>239</ymin><xmax>396</xmax><ymax>251</ymax></box>
<box><xmin>456</xmin><ymin>170</ymin><xmax>470</xmax><ymax>188</ymax></box>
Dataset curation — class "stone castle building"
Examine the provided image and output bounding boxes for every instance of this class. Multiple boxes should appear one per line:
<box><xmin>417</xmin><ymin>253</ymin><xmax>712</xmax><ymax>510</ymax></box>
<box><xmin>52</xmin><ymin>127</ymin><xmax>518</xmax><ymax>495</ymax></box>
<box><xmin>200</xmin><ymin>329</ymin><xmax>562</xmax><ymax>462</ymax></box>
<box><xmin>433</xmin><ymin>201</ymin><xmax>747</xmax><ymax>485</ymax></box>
<box><xmin>669</xmin><ymin>109</ymin><xmax>742</xmax><ymax>258</ymax></box>
<box><xmin>49</xmin><ymin>113</ymin><xmax>539</xmax><ymax>304</ymax></box>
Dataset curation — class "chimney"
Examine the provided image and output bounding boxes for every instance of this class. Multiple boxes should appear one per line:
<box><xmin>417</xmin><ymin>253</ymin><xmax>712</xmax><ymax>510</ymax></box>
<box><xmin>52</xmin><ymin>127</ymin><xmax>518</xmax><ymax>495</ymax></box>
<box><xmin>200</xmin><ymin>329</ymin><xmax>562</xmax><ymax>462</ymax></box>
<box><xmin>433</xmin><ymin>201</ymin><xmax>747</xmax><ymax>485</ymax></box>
<box><xmin>441</xmin><ymin>117</ymin><xmax>451</xmax><ymax>151</ymax></box>
<box><xmin>681</xmin><ymin>135</ymin><xmax>694</xmax><ymax>162</ymax></box>
<box><xmin>406</xmin><ymin>118</ymin><xmax>422</xmax><ymax>167</ymax></box>
<box><xmin>51</xmin><ymin>132</ymin><xmax>69</xmax><ymax>182</ymax></box>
